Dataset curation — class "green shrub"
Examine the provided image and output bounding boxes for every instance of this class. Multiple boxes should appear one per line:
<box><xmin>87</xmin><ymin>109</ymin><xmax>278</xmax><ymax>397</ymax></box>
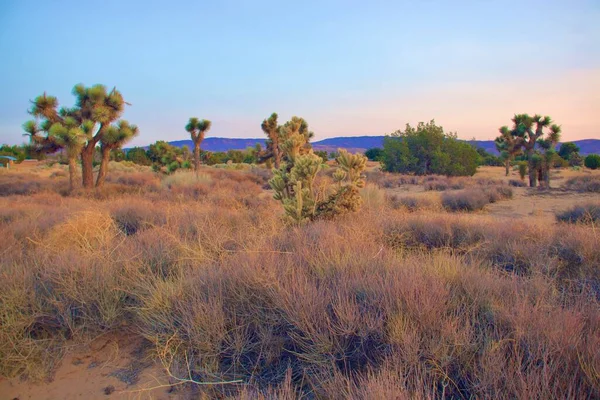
<box><xmin>584</xmin><ymin>154</ymin><xmax>600</xmax><ymax>170</ymax></box>
<box><xmin>381</xmin><ymin>120</ymin><xmax>479</xmax><ymax>176</ymax></box>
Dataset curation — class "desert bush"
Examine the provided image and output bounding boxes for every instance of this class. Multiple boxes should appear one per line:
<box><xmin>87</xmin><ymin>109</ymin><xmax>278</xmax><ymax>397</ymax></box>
<box><xmin>441</xmin><ymin>185</ymin><xmax>512</xmax><ymax>211</ymax></box>
<box><xmin>386</xmin><ymin>194</ymin><xmax>434</xmax><ymax>211</ymax></box>
<box><xmin>442</xmin><ymin>189</ymin><xmax>490</xmax><ymax>211</ymax></box>
<box><xmin>509</xmin><ymin>179</ymin><xmax>526</xmax><ymax>187</ymax></box>
<box><xmin>364</xmin><ymin>170</ymin><xmax>421</xmax><ymax>188</ymax></box>
<box><xmin>584</xmin><ymin>154</ymin><xmax>600</xmax><ymax>170</ymax></box>
<box><xmin>556</xmin><ymin>203</ymin><xmax>600</xmax><ymax>224</ymax></box>
<box><xmin>1</xmin><ymin>171</ymin><xmax>599</xmax><ymax>398</ymax></box>
<box><xmin>564</xmin><ymin>175</ymin><xmax>600</xmax><ymax>193</ymax></box>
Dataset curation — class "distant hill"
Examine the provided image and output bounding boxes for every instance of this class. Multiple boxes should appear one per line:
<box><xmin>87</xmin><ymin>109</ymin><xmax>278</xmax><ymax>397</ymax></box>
<box><xmin>163</xmin><ymin>137</ymin><xmax>600</xmax><ymax>155</ymax></box>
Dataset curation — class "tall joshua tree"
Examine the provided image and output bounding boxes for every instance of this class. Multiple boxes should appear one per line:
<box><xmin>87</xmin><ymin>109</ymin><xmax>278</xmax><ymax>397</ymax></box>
<box><xmin>185</xmin><ymin>117</ymin><xmax>212</xmax><ymax>175</ymax></box>
<box><xmin>260</xmin><ymin>113</ymin><xmax>281</xmax><ymax>168</ymax></box>
<box><xmin>96</xmin><ymin>120</ymin><xmax>139</xmax><ymax>187</ymax></box>
<box><xmin>495</xmin><ymin>126</ymin><xmax>523</xmax><ymax>176</ymax></box>
<box><xmin>25</xmin><ymin>84</ymin><xmax>129</xmax><ymax>188</ymax></box>
<box><xmin>501</xmin><ymin>114</ymin><xmax>554</xmax><ymax>187</ymax></box>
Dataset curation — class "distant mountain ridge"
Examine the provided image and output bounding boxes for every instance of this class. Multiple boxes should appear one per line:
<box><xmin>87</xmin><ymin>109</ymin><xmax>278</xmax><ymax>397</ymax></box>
<box><xmin>161</xmin><ymin>137</ymin><xmax>600</xmax><ymax>155</ymax></box>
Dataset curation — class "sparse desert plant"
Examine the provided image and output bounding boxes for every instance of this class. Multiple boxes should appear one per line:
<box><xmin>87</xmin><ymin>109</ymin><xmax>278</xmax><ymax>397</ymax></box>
<box><xmin>269</xmin><ymin>117</ymin><xmax>367</xmax><ymax>222</ymax></box>
<box><xmin>556</xmin><ymin>203</ymin><xmax>600</xmax><ymax>224</ymax></box>
<box><xmin>564</xmin><ymin>175</ymin><xmax>600</xmax><ymax>193</ymax></box>
<box><xmin>441</xmin><ymin>189</ymin><xmax>490</xmax><ymax>211</ymax></box>
<box><xmin>1</xmin><ymin>167</ymin><xmax>600</xmax><ymax>398</ymax></box>
<box><xmin>508</xmin><ymin>179</ymin><xmax>526</xmax><ymax>187</ymax></box>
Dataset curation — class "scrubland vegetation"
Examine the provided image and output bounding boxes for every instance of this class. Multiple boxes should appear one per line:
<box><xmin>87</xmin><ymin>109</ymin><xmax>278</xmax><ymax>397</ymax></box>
<box><xmin>3</xmin><ymin>86</ymin><xmax>600</xmax><ymax>397</ymax></box>
<box><xmin>1</xmin><ymin>162</ymin><xmax>599</xmax><ymax>399</ymax></box>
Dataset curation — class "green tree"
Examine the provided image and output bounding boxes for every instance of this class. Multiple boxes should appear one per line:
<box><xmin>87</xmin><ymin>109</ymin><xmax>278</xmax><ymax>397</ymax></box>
<box><xmin>558</xmin><ymin>142</ymin><xmax>580</xmax><ymax>161</ymax></box>
<box><xmin>495</xmin><ymin>126</ymin><xmax>523</xmax><ymax>176</ymax></box>
<box><xmin>24</xmin><ymin>84</ymin><xmax>131</xmax><ymax>188</ymax></box>
<box><xmin>185</xmin><ymin>117</ymin><xmax>212</xmax><ymax>175</ymax></box>
<box><xmin>96</xmin><ymin>120</ymin><xmax>138</xmax><ymax>186</ymax></box>
<box><xmin>148</xmin><ymin>141</ymin><xmax>184</xmax><ymax>173</ymax></box>
<box><xmin>126</xmin><ymin>147</ymin><xmax>152</xmax><ymax>165</ymax></box>
<box><xmin>585</xmin><ymin>154</ymin><xmax>600</xmax><ymax>170</ymax></box>
<box><xmin>364</xmin><ymin>148</ymin><xmax>383</xmax><ymax>161</ymax></box>
<box><xmin>110</xmin><ymin>149</ymin><xmax>126</xmax><ymax>162</ymax></box>
<box><xmin>315</xmin><ymin>150</ymin><xmax>329</xmax><ymax>163</ymax></box>
<box><xmin>381</xmin><ymin>120</ymin><xmax>479</xmax><ymax>176</ymax></box>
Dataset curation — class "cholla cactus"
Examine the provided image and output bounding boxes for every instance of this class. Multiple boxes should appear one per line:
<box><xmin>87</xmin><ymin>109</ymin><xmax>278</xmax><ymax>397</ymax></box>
<box><xmin>269</xmin><ymin>117</ymin><xmax>368</xmax><ymax>223</ymax></box>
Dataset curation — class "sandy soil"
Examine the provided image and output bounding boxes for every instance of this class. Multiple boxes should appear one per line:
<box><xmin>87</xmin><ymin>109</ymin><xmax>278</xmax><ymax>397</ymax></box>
<box><xmin>0</xmin><ymin>334</ymin><xmax>182</xmax><ymax>400</ymax></box>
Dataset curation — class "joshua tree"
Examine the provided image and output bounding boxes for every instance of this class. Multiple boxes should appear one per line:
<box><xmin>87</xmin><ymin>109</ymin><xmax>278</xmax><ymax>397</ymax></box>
<box><xmin>269</xmin><ymin>116</ymin><xmax>366</xmax><ymax>222</ymax></box>
<box><xmin>25</xmin><ymin>84</ymin><xmax>130</xmax><ymax>188</ymax></box>
<box><xmin>537</xmin><ymin>125</ymin><xmax>561</xmax><ymax>188</ymax></box>
<box><xmin>259</xmin><ymin>113</ymin><xmax>281</xmax><ymax>168</ymax></box>
<box><xmin>500</xmin><ymin>114</ymin><xmax>558</xmax><ymax>187</ymax></box>
<box><xmin>495</xmin><ymin>126</ymin><xmax>523</xmax><ymax>176</ymax></box>
<box><xmin>185</xmin><ymin>117</ymin><xmax>212</xmax><ymax>175</ymax></box>
<box><xmin>96</xmin><ymin>120</ymin><xmax>139</xmax><ymax>187</ymax></box>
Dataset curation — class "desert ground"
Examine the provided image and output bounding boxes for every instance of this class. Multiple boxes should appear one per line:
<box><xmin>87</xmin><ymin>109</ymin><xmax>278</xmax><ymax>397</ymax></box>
<box><xmin>1</xmin><ymin>162</ymin><xmax>599</xmax><ymax>399</ymax></box>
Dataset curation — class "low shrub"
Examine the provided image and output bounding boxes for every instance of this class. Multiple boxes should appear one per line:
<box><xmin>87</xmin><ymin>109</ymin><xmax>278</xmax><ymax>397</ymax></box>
<box><xmin>442</xmin><ymin>189</ymin><xmax>490</xmax><ymax>211</ymax></box>
<box><xmin>584</xmin><ymin>154</ymin><xmax>600</xmax><ymax>170</ymax></box>
<box><xmin>564</xmin><ymin>175</ymin><xmax>600</xmax><ymax>193</ymax></box>
<box><xmin>386</xmin><ymin>194</ymin><xmax>433</xmax><ymax>211</ymax></box>
<box><xmin>556</xmin><ymin>203</ymin><xmax>600</xmax><ymax>224</ymax></box>
<box><xmin>508</xmin><ymin>179</ymin><xmax>526</xmax><ymax>187</ymax></box>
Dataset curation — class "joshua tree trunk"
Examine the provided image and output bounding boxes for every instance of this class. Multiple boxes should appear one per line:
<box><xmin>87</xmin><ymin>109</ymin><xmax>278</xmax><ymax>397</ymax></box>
<box><xmin>273</xmin><ymin>144</ymin><xmax>280</xmax><ymax>169</ymax></box>
<box><xmin>537</xmin><ymin>167</ymin><xmax>544</xmax><ymax>188</ymax></box>
<box><xmin>527</xmin><ymin>149</ymin><xmax>537</xmax><ymax>187</ymax></box>
<box><xmin>505</xmin><ymin>158</ymin><xmax>510</xmax><ymax>176</ymax></box>
<box><xmin>81</xmin><ymin>144</ymin><xmax>95</xmax><ymax>188</ymax></box>
<box><xmin>544</xmin><ymin>166</ymin><xmax>550</xmax><ymax>188</ymax></box>
<box><xmin>68</xmin><ymin>157</ymin><xmax>77</xmax><ymax>191</ymax></box>
<box><xmin>194</xmin><ymin>141</ymin><xmax>201</xmax><ymax>176</ymax></box>
<box><xmin>96</xmin><ymin>146</ymin><xmax>111</xmax><ymax>187</ymax></box>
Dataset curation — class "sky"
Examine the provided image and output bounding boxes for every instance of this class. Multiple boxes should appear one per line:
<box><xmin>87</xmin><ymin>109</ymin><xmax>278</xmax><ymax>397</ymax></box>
<box><xmin>0</xmin><ymin>0</ymin><xmax>599</xmax><ymax>146</ymax></box>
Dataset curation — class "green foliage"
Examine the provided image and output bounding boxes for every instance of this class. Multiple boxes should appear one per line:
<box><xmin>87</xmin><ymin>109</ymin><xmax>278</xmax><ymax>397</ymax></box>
<box><xmin>364</xmin><ymin>147</ymin><xmax>383</xmax><ymax>161</ymax></box>
<box><xmin>569</xmin><ymin>152</ymin><xmax>583</xmax><ymax>167</ymax></box>
<box><xmin>147</xmin><ymin>141</ymin><xmax>187</xmax><ymax>174</ymax></box>
<box><xmin>584</xmin><ymin>154</ymin><xmax>600</xmax><ymax>170</ymax></box>
<box><xmin>314</xmin><ymin>150</ymin><xmax>328</xmax><ymax>163</ymax></box>
<box><xmin>475</xmin><ymin>147</ymin><xmax>503</xmax><ymax>166</ymax></box>
<box><xmin>23</xmin><ymin>84</ymin><xmax>134</xmax><ymax>188</ymax></box>
<box><xmin>126</xmin><ymin>147</ymin><xmax>152</xmax><ymax>166</ymax></box>
<box><xmin>381</xmin><ymin>120</ymin><xmax>479</xmax><ymax>176</ymax></box>
<box><xmin>0</xmin><ymin>145</ymin><xmax>28</xmax><ymax>165</ymax></box>
<box><xmin>185</xmin><ymin>117</ymin><xmax>211</xmax><ymax>171</ymax></box>
<box><xmin>268</xmin><ymin>117</ymin><xmax>367</xmax><ymax>222</ymax></box>
<box><xmin>558</xmin><ymin>142</ymin><xmax>580</xmax><ymax>160</ymax></box>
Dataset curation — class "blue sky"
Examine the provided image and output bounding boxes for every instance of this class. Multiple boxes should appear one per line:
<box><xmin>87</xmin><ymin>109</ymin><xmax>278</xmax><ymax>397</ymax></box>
<box><xmin>1</xmin><ymin>0</ymin><xmax>599</xmax><ymax>146</ymax></box>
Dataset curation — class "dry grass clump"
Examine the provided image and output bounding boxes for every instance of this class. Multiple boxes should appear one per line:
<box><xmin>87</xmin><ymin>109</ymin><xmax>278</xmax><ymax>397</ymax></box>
<box><xmin>0</xmin><ymin>173</ymin><xmax>62</xmax><ymax>196</ymax></box>
<box><xmin>0</xmin><ymin>168</ymin><xmax>599</xmax><ymax>398</ymax></box>
<box><xmin>556</xmin><ymin>203</ymin><xmax>600</xmax><ymax>225</ymax></box>
<box><xmin>442</xmin><ymin>185</ymin><xmax>512</xmax><ymax>211</ymax></box>
<box><xmin>386</xmin><ymin>194</ymin><xmax>435</xmax><ymax>211</ymax></box>
<box><xmin>509</xmin><ymin>179</ymin><xmax>527</xmax><ymax>187</ymax></box>
<box><xmin>564</xmin><ymin>175</ymin><xmax>600</xmax><ymax>193</ymax></box>
<box><xmin>364</xmin><ymin>169</ymin><xmax>421</xmax><ymax>188</ymax></box>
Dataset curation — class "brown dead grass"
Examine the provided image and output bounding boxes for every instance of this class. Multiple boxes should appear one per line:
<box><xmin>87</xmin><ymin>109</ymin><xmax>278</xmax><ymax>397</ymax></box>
<box><xmin>0</xmin><ymin>164</ymin><xmax>599</xmax><ymax>399</ymax></box>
